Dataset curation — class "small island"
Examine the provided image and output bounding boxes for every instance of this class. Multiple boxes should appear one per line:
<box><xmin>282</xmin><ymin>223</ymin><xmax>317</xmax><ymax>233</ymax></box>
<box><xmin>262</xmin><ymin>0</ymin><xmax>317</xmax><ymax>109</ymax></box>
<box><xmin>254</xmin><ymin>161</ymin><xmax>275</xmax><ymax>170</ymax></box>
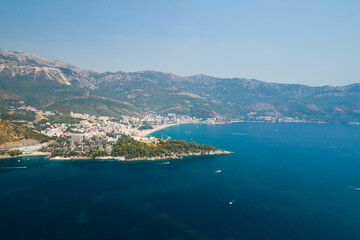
<box><xmin>43</xmin><ymin>135</ymin><xmax>231</xmax><ymax>161</ymax></box>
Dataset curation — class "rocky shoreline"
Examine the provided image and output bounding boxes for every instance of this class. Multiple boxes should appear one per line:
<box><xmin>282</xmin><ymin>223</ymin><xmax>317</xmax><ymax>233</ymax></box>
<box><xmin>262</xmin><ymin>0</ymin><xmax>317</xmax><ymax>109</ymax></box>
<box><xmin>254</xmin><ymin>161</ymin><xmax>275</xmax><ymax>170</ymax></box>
<box><xmin>49</xmin><ymin>150</ymin><xmax>233</xmax><ymax>161</ymax></box>
<box><xmin>0</xmin><ymin>152</ymin><xmax>49</xmax><ymax>159</ymax></box>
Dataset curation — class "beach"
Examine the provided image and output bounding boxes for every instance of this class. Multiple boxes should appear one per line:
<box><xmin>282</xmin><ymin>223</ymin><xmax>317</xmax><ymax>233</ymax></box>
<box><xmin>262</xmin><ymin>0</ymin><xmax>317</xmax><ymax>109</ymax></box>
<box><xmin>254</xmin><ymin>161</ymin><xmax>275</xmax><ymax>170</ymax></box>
<box><xmin>134</xmin><ymin>123</ymin><xmax>181</xmax><ymax>137</ymax></box>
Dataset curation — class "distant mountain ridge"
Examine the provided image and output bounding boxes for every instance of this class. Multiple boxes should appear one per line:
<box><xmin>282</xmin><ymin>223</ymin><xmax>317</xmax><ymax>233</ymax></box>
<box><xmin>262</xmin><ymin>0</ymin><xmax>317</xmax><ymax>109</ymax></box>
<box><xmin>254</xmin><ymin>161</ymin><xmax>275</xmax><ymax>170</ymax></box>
<box><xmin>0</xmin><ymin>48</ymin><xmax>98</xmax><ymax>88</ymax></box>
<box><xmin>1</xmin><ymin>48</ymin><xmax>360</xmax><ymax>122</ymax></box>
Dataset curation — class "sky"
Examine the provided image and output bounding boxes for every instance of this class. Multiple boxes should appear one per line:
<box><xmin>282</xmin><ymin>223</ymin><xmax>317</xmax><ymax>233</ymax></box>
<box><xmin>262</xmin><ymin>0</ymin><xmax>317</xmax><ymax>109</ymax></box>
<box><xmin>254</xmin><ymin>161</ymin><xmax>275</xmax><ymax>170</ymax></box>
<box><xmin>0</xmin><ymin>0</ymin><xmax>359</xmax><ymax>86</ymax></box>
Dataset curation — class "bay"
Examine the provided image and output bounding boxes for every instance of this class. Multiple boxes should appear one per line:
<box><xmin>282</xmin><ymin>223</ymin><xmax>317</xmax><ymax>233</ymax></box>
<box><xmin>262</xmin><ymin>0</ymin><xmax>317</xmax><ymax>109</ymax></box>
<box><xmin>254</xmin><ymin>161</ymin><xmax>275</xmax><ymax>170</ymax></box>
<box><xmin>0</xmin><ymin>122</ymin><xmax>360</xmax><ymax>239</ymax></box>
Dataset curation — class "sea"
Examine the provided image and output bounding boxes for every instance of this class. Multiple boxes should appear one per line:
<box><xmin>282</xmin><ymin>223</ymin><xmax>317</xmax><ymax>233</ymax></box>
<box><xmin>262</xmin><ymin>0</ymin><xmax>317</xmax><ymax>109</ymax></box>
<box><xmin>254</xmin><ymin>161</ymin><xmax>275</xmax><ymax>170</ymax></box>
<box><xmin>0</xmin><ymin>122</ymin><xmax>360</xmax><ymax>240</ymax></box>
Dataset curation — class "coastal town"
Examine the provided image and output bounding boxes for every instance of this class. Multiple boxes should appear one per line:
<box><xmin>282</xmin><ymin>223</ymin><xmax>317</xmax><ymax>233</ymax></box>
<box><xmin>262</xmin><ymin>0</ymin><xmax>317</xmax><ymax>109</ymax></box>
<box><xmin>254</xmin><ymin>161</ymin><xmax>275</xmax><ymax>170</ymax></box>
<box><xmin>0</xmin><ymin>102</ymin><xmax>338</xmax><ymax>160</ymax></box>
<box><xmin>9</xmin><ymin>105</ymin><xmax>226</xmax><ymax>136</ymax></box>
<box><xmin>0</xmin><ymin>104</ymin><xmax>231</xmax><ymax>159</ymax></box>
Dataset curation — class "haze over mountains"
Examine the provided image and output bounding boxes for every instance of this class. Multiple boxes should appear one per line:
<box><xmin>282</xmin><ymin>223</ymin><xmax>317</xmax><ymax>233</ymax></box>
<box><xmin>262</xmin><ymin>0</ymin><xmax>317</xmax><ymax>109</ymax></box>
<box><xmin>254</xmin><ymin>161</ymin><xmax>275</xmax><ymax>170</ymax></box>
<box><xmin>1</xmin><ymin>48</ymin><xmax>360</xmax><ymax>122</ymax></box>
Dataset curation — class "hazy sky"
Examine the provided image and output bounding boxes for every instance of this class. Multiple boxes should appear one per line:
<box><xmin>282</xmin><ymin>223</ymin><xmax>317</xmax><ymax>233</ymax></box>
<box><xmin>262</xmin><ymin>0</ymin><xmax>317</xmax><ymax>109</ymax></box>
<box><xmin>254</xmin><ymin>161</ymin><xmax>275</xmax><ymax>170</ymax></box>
<box><xmin>0</xmin><ymin>0</ymin><xmax>359</xmax><ymax>86</ymax></box>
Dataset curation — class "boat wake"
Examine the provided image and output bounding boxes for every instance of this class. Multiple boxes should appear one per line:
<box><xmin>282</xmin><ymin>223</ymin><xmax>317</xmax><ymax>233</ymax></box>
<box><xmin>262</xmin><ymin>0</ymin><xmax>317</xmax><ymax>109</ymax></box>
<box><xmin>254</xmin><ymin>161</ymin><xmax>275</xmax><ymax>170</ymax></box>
<box><xmin>349</xmin><ymin>186</ymin><xmax>360</xmax><ymax>191</ymax></box>
<box><xmin>232</xmin><ymin>132</ymin><xmax>255</xmax><ymax>136</ymax></box>
<box><xmin>229</xmin><ymin>198</ymin><xmax>237</xmax><ymax>205</ymax></box>
<box><xmin>0</xmin><ymin>166</ymin><xmax>27</xmax><ymax>169</ymax></box>
<box><xmin>156</xmin><ymin>162</ymin><xmax>170</xmax><ymax>165</ymax></box>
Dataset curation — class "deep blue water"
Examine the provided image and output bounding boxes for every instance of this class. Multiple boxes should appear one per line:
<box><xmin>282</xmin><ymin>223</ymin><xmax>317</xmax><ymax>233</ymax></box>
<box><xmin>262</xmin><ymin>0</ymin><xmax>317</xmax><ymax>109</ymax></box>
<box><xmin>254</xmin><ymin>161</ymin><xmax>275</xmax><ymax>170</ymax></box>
<box><xmin>1</xmin><ymin>122</ymin><xmax>360</xmax><ymax>240</ymax></box>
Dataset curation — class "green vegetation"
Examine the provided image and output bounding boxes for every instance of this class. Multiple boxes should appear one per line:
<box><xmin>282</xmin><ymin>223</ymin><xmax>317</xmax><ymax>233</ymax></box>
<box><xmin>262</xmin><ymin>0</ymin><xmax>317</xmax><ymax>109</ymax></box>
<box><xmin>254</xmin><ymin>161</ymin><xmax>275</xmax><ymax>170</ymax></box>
<box><xmin>45</xmin><ymin>96</ymin><xmax>141</xmax><ymax>118</ymax></box>
<box><xmin>22</xmin><ymin>128</ymin><xmax>50</xmax><ymax>143</ymax></box>
<box><xmin>50</xmin><ymin>151</ymin><xmax>66</xmax><ymax>157</ymax></box>
<box><xmin>158</xmin><ymin>139</ymin><xmax>217</xmax><ymax>154</ymax></box>
<box><xmin>45</xmin><ymin>135</ymin><xmax>112</xmax><ymax>159</ymax></box>
<box><xmin>0</xmin><ymin>110</ymin><xmax>36</xmax><ymax>122</ymax></box>
<box><xmin>0</xmin><ymin>150</ymin><xmax>22</xmax><ymax>156</ymax></box>
<box><xmin>0</xmin><ymin>120</ymin><xmax>50</xmax><ymax>145</ymax></box>
<box><xmin>47</xmin><ymin>115</ymin><xmax>80</xmax><ymax>124</ymax></box>
<box><xmin>51</xmin><ymin>150</ymin><xmax>85</xmax><ymax>158</ymax></box>
<box><xmin>47</xmin><ymin>135</ymin><xmax>220</xmax><ymax>160</ymax></box>
<box><xmin>106</xmin><ymin>132</ymin><xmax>117</xmax><ymax>138</ymax></box>
<box><xmin>0</xmin><ymin>74</ymin><xmax>141</xmax><ymax>118</ymax></box>
<box><xmin>2</xmin><ymin>49</ymin><xmax>360</xmax><ymax>122</ymax></box>
<box><xmin>83</xmin><ymin>149</ymin><xmax>107</xmax><ymax>158</ymax></box>
<box><xmin>112</xmin><ymin>136</ymin><xmax>166</xmax><ymax>159</ymax></box>
<box><xmin>0</xmin><ymin>76</ymin><xmax>86</xmax><ymax>107</ymax></box>
<box><xmin>139</xmin><ymin>125</ymin><xmax>153</xmax><ymax>130</ymax></box>
<box><xmin>111</xmin><ymin>136</ymin><xmax>218</xmax><ymax>159</ymax></box>
<box><xmin>50</xmin><ymin>149</ymin><xmax>108</xmax><ymax>158</ymax></box>
<box><xmin>7</xmin><ymin>150</ymin><xmax>22</xmax><ymax>156</ymax></box>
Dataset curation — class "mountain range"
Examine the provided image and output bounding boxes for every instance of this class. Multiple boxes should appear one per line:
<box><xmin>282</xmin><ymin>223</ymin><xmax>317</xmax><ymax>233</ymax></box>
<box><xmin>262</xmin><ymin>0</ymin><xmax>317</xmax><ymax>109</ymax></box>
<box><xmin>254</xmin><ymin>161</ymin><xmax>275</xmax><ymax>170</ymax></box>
<box><xmin>1</xmin><ymin>48</ymin><xmax>360</xmax><ymax>122</ymax></box>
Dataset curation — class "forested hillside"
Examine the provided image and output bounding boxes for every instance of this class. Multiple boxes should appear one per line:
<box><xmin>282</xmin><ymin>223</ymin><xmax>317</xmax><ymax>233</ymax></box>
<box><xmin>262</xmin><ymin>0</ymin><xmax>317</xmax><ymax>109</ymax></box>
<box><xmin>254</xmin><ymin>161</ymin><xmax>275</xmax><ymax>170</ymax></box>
<box><xmin>1</xmin><ymin>48</ymin><xmax>360</xmax><ymax>122</ymax></box>
<box><xmin>0</xmin><ymin>120</ymin><xmax>50</xmax><ymax>146</ymax></box>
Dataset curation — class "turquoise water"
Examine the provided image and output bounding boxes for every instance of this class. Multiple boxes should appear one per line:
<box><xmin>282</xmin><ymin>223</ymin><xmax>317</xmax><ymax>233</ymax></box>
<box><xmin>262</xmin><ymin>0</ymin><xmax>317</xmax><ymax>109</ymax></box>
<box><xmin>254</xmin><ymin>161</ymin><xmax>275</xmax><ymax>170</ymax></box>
<box><xmin>1</xmin><ymin>122</ymin><xmax>360</xmax><ymax>239</ymax></box>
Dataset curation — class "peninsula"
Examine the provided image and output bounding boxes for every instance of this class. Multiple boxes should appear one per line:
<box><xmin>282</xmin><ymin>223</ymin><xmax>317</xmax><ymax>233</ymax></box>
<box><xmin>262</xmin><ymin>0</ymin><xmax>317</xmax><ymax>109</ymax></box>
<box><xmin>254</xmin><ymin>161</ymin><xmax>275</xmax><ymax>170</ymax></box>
<box><xmin>44</xmin><ymin>135</ymin><xmax>231</xmax><ymax>161</ymax></box>
<box><xmin>0</xmin><ymin>102</ymin><xmax>232</xmax><ymax>161</ymax></box>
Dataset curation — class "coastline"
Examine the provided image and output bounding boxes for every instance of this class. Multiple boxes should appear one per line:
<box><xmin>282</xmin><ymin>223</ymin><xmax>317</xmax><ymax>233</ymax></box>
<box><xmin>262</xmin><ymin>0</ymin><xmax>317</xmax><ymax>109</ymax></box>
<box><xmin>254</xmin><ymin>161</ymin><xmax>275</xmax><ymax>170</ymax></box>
<box><xmin>49</xmin><ymin>150</ymin><xmax>233</xmax><ymax>161</ymax></box>
<box><xmin>135</xmin><ymin>123</ymin><xmax>183</xmax><ymax>137</ymax></box>
<box><xmin>136</xmin><ymin>122</ymin><xmax>222</xmax><ymax>137</ymax></box>
<box><xmin>1</xmin><ymin>123</ymin><xmax>234</xmax><ymax>161</ymax></box>
<box><xmin>0</xmin><ymin>152</ymin><xmax>50</xmax><ymax>159</ymax></box>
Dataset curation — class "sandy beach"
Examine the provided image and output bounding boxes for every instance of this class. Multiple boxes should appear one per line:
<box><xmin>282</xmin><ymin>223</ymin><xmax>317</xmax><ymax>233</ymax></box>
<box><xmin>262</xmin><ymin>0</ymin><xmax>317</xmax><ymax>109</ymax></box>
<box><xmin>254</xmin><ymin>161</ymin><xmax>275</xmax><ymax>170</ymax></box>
<box><xmin>134</xmin><ymin>123</ymin><xmax>181</xmax><ymax>137</ymax></box>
